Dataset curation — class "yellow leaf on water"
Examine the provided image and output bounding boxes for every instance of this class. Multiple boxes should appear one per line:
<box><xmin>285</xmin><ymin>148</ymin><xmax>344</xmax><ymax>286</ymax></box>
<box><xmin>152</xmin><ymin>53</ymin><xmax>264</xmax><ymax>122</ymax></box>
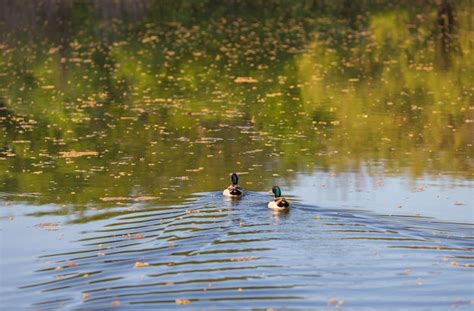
<box><xmin>185</xmin><ymin>167</ymin><xmax>204</xmax><ymax>172</ymax></box>
<box><xmin>234</xmin><ymin>77</ymin><xmax>258</xmax><ymax>83</ymax></box>
<box><xmin>266</xmin><ymin>92</ymin><xmax>282</xmax><ymax>97</ymax></box>
<box><xmin>134</xmin><ymin>261</ymin><xmax>150</xmax><ymax>268</ymax></box>
<box><xmin>100</xmin><ymin>197</ymin><xmax>129</xmax><ymax>202</ymax></box>
<box><xmin>175</xmin><ymin>299</ymin><xmax>191</xmax><ymax>305</ymax></box>
<box><xmin>59</xmin><ymin>151</ymin><xmax>98</xmax><ymax>158</ymax></box>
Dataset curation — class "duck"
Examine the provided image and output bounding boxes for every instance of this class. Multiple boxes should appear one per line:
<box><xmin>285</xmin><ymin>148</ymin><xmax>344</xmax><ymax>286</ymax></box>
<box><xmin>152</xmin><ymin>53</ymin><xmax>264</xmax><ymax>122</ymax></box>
<box><xmin>268</xmin><ymin>186</ymin><xmax>290</xmax><ymax>212</ymax></box>
<box><xmin>223</xmin><ymin>173</ymin><xmax>243</xmax><ymax>198</ymax></box>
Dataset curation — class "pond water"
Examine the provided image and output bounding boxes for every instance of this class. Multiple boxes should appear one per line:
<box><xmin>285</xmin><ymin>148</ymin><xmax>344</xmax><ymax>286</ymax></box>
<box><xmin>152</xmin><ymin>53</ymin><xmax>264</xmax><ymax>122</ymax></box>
<box><xmin>1</xmin><ymin>0</ymin><xmax>473</xmax><ymax>309</ymax></box>
<box><xmin>2</xmin><ymin>189</ymin><xmax>473</xmax><ymax>309</ymax></box>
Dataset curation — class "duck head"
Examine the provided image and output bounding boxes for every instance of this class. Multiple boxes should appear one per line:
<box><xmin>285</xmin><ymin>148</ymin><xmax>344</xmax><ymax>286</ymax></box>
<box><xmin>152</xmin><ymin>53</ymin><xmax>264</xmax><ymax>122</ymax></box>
<box><xmin>231</xmin><ymin>173</ymin><xmax>239</xmax><ymax>185</ymax></box>
<box><xmin>272</xmin><ymin>186</ymin><xmax>282</xmax><ymax>198</ymax></box>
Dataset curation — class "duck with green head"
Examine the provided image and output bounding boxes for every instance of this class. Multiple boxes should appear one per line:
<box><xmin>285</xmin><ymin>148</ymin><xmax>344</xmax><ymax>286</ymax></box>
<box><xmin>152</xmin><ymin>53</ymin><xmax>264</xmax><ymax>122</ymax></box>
<box><xmin>223</xmin><ymin>173</ymin><xmax>243</xmax><ymax>198</ymax></box>
<box><xmin>268</xmin><ymin>186</ymin><xmax>290</xmax><ymax>211</ymax></box>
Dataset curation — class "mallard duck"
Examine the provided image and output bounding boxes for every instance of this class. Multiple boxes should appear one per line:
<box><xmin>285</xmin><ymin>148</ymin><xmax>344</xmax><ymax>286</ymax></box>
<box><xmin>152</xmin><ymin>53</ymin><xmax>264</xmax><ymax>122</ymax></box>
<box><xmin>268</xmin><ymin>186</ymin><xmax>290</xmax><ymax>212</ymax></box>
<box><xmin>223</xmin><ymin>173</ymin><xmax>243</xmax><ymax>198</ymax></box>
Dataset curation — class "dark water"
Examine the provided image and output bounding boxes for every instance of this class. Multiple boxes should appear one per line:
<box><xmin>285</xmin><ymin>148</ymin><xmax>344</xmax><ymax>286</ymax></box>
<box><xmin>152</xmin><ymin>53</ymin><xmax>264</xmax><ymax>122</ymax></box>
<box><xmin>0</xmin><ymin>0</ymin><xmax>473</xmax><ymax>309</ymax></box>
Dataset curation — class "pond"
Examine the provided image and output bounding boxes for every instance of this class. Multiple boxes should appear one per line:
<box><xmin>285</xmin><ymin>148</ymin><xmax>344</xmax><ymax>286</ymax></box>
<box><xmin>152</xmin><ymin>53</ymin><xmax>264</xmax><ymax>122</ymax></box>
<box><xmin>1</xmin><ymin>0</ymin><xmax>473</xmax><ymax>309</ymax></box>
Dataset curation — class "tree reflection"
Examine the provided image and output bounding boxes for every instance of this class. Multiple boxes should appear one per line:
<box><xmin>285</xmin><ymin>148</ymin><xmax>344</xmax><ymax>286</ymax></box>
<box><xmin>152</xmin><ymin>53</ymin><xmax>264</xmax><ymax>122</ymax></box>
<box><xmin>0</xmin><ymin>1</ymin><xmax>472</xmax><ymax>215</ymax></box>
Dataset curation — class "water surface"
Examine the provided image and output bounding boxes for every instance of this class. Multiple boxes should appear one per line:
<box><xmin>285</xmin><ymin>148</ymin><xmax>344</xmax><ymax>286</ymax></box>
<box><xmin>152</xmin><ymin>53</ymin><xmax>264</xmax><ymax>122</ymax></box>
<box><xmin>0</xmin><ymin>1</ymin><xmax>473</xmax><ymax>309</ymax></box>
<box><xmin>2</xmin><ymin>191</ymin><xmax>474</xmax><ymax>309</ymax></box>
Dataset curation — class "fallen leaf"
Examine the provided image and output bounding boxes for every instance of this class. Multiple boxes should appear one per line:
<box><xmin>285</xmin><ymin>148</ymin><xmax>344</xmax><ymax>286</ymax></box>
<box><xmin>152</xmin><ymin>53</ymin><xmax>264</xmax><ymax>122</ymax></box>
<box><xmin>67</xmin><ymin>261</ymin><xmax>78</xmax><ymax>268</ymax></box>
<box><xmin>134</xmin><ymin>196</ymin><xmax>158</xmax><ymax>201</ymax></box>
<box><xmin>59</xmin><ymin>151</ymin><xmax>98</xmax><ymax>158</ymax></box>
<box><xmin>35</xmin><ymin>222</ymin><xmax>59</xmax><ymax>231</ymax></box>
<box><xmin>100</xmin><ymin>196</ymin><xmax>157</xmax><ymax>202</ymax></box>
<box><xmin>230</xmin><ymin>256</ymin><xmax>256</xmax><ymax>262</ymax></box>
<box><xmin>133</xmin><ymin>233</ymin><xmax>144</xmax><ymax>239</ymax></box>
<box><xmin>134</xmin><ymin>261</ymin><xmax>150</xmax><ymax>268</ymax></box>
<box><xmin>234</xmin><ymin>76</ymin><xmax>258</xmax><ymax>83</ymax></box>
<box><xmin>327</xmin><ymin>297</ymin><xmax>344</xmax><ymax>307</ymax></box>
<box><xmin>175</xmin><ymin>299</ymin><xmax>191</xmax><ymax>305</ymax></box>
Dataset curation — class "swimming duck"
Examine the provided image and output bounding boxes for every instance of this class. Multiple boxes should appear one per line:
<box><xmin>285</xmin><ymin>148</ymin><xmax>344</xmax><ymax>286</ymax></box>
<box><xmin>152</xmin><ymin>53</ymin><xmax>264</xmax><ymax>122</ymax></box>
<box><xmin>223</xmin><ymin>173</ymin><xmax>243</xmax><ymax>198</ymax></box>
<box><xmin>268</xmin><ymin>186</ymin><xmax>290</xmax><ymax>212</ymax></box>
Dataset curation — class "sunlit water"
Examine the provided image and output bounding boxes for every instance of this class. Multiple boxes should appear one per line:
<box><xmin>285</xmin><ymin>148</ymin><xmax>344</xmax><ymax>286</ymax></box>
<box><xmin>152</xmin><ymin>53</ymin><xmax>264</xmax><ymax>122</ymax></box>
<box><xmin>2</xmin><ymin>187</ymin><xmax>473</xmax><ymax>309</ymax></box>
<box><xmin>1</xmin><ymin>0</ymin><xmax>473</xmax><ymax>309</ymax></box>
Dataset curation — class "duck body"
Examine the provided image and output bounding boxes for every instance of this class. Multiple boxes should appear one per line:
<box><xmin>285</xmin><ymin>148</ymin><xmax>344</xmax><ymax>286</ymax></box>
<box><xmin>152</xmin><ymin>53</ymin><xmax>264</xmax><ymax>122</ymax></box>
<box><xmin>267</xmin><ymin>197</ymin><xmax>290</xmax><ymax>212</ymax></box>
<box><xmin>223</xmin><ymin>185</ymin><xmax>243</xmax><ymax>197</ymax></box>
<box><xmin>268</xmin><ymin>186</ymin><xmax>290</xmax><ymax>212</ymax></box>
<box><xmin>223</xmin><ymin>173</ymin><xmax>244</xmax><ymax>198</ymax></box>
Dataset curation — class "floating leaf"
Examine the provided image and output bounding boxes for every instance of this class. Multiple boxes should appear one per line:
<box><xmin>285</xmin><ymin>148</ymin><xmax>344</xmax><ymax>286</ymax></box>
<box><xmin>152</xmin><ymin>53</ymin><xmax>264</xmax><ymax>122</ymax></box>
<box><xmin>134</xmin><ymin>261</ymin><xmax>150</xmax><ymax>268</ymax></box>
<box><xmin>35</xmin><ymin>222</ymin><xmax>58</xmax><ymax>231</ymax></box>
<box><xmin>230</xmin><ymin>256</ymin><xmax>256</xmax><ymax>262</ymax></box>
<box><xmin>59</xmin><ymin>151</ymin><xmax>98</xmax><ymax>158</ymax></box>
<box><xmin>234</xmin><ymin>77</ymin><xmax>258</xmax><ymax>83</ymax></box>
<box><xmin>175</xmin><ymin>299</ymin><xmax>191</xmax><ymax>305</ymax></box>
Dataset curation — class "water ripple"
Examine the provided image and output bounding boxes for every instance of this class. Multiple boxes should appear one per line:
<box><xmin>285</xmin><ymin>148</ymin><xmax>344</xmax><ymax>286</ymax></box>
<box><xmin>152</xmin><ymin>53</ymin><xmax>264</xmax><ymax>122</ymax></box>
<box><xmin>11</xmin><ymin>192</ymin><xmax>474</xmax><ymax>309</ymax></box>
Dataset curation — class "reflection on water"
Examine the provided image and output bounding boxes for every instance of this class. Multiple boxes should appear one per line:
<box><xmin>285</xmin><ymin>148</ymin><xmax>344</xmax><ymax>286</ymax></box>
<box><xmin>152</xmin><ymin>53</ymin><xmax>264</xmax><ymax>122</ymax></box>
<box><xmin>2</xmin><ymin>192</ymin><xmax>474</xmax><ymax>309</ymax></box>
<box><xmin>0</xmin><ymin>1</ymin><xmax>473</xmax><ymax>308</ymax></box>
<box><xmin>290</xmin><ymin>171</ymin><xmax>473</xmax><ymax>223</ymax></box>
<box><xmin>0</xmin><ymin>1</ymin><xmax>472</xmax><ymax>217</ymax></box>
